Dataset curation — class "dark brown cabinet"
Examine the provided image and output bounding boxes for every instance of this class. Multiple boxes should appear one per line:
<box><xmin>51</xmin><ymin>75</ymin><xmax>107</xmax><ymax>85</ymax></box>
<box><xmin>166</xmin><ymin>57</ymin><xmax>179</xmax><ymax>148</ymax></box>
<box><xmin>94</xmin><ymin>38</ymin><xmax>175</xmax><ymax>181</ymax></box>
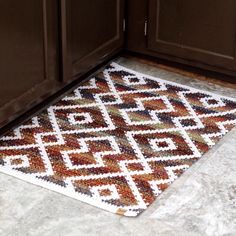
<box><xmin>0</xmin><ymin>0</ymin><xmax>59</xmax><ymax>126</ymax></box>
<box><xmin>0</xmin><ymin>0</ymin><xmax>124</xmax><ymax>129</ymax></box>
<box><xmin>126</xmin><ymin>0</ymin><xmax>236</xmax><ymax>77</ymax></box>
<box><xmin>61</xmin><ymin>0</ymin><xmax>124</xmax><ymax>81</ymax></box>
<box><xmin>148</xmin><ymin>0</ymin><xmax>236</xmax><ymax>72</ymax></box>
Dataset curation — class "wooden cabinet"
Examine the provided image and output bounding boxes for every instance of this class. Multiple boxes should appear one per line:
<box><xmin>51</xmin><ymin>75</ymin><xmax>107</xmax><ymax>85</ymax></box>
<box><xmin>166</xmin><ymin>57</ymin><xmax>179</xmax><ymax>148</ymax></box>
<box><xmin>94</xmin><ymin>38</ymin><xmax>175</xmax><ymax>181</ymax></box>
<box><xmin>0</xmin><ymin>0</ymin><xmax>59</xmax><ymax>127</ymax></box>
<box><xmin>61</xmin><ymin>0</ymin><xmax>125</xmax><ymax>81</ymax></box>
<box><xmin>126</xmin><ymin>0</ymin><xmax>236</xmax><ymax>77</ymax></box>
<box><xmin>148</xmin><ymin>0</ymin><xmax>236</xmax><ymax>71</ymax></box>
<box><xmin>0</xmin><ymin>0</ymin><xmax>124</xmax><ymax>129</ymax></box>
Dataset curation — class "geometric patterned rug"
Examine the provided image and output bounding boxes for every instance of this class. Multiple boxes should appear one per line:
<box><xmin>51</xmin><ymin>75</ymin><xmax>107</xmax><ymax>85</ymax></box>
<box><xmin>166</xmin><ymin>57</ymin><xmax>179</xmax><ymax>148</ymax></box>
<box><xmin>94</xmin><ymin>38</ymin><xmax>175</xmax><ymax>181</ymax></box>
<box><xmin>0</xmin><ymin>62</ymin><xmax>236</xmax><ymax>217</ymax></box>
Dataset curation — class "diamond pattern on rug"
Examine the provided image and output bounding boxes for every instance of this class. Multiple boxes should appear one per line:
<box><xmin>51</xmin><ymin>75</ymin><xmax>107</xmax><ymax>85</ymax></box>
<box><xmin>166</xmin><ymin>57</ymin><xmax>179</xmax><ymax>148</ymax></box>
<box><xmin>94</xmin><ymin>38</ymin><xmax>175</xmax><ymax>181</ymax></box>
<box><xmin>0</xmin><ymin>62</ymin><xmax>236</xmax><ymax>217</ymax></box>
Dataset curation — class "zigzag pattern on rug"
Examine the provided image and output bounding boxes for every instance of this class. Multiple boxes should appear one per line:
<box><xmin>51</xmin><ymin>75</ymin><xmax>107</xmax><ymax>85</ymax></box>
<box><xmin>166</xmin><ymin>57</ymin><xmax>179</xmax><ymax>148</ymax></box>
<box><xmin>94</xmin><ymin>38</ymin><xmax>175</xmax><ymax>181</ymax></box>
<box><xmin>0</xmin><ymin>62</ymin><xmax>236</xmax><ymax>216</ymax></box>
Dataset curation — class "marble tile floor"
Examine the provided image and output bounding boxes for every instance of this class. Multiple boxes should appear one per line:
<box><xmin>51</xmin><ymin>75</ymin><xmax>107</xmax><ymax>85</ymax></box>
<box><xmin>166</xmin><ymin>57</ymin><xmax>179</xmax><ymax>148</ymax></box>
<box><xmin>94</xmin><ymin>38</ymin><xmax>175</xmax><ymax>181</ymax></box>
<box><xmin>0</xmin><ymin>57</ymin><xmax>235</xmax><ymax>236</ymax></box>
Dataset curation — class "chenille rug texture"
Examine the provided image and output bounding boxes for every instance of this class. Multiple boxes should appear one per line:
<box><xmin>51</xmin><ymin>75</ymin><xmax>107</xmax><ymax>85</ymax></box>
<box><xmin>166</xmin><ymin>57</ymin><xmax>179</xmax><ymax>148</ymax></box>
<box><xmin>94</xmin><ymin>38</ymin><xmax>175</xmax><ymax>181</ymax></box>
<box><xmin>0</xmin><ymin>62</ymin><xmax>236</xmax><ymax>216</ymax></box>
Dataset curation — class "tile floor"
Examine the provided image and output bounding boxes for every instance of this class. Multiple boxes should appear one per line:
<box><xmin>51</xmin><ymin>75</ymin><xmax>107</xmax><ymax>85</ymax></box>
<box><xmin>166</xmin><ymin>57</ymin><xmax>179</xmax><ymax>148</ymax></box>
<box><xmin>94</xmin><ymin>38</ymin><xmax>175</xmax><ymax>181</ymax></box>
<box><xmin>0</xmin><ymin>57</ymin><xmax>235</xmax><ymax>236</ymax></box>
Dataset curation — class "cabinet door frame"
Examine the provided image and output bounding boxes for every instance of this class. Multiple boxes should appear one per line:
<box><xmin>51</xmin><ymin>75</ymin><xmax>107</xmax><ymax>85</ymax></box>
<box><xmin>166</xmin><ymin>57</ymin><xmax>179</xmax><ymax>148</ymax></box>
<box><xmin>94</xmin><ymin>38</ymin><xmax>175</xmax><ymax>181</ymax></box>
<box><xmin>0</xmin><ymin>0</ymin><xmax>59</xmax><ymax>127</ymax></box>
<box><xmin>148</xmin><ymin>0</ymin><xmax>236</xmax><ymax>71</ymax></box>
<box><xmin>60</xmin><ymin>0</ymin><xmax>124</xmax><ymax>81</ymax></box>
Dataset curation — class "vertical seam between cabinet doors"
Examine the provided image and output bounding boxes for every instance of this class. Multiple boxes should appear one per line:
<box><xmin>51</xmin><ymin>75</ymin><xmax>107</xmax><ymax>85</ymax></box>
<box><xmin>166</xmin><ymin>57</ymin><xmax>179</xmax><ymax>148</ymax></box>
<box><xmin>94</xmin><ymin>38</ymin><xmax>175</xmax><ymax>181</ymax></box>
<box><xmin>60</xmin><ymin>0</ymin><xmax>70</xmax><ymax>81</ymax></box>
<box><xmin>42</xmin><ymin>0</ymin><xmax>49</xmax><ymax>79</ymax></box>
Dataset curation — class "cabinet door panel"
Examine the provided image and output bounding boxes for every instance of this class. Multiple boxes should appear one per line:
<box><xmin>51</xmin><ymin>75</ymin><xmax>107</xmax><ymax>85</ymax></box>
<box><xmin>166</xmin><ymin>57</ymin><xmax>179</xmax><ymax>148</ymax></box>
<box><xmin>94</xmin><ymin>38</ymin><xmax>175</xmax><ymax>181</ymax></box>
<box><xmin>181</xmin><ymin>1</ymin><xmax>236</xmax><ymax>57</ymax></box>
<box><xmin>0</xmin><ymin>0</ymin><xmax>59</xmax><ymax>127</ymax></box>
<box><xmin>61</xmin><ymin>0</ymin><xmax>124</xmax><ymax>81</ymax></box>
<box><xmin>148</xmin><ymin>0</ymin><xmax>236</xmax><ymax>71</ymax></box>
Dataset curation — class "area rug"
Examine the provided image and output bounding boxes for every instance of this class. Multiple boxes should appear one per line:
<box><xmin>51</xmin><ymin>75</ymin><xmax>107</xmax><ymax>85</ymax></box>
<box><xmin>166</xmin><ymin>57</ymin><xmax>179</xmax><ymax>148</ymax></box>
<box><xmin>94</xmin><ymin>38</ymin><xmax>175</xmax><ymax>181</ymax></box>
<box><xmin>0</xmin><ymin>62</ymin><xmax>236</xmax><ymax>217</ymax></box>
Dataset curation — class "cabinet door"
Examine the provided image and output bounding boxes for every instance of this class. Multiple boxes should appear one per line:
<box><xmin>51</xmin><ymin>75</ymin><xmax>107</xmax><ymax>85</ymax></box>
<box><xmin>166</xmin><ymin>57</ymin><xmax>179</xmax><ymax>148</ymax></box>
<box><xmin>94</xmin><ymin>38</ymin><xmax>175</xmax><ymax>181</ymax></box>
<box><xmin>0</xmin><ymin>0</ymin><xmax>59</xmax><ymax>127</ymax></box>
<box><xmin>61</xmin><ymin>0</ymin><xmax>124</xmax><ymax>81</ymax></box>
<box><xmin>148</xmin><ymin>0</ymin><xmax>236</xmax><ymax>71</ymax></box>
